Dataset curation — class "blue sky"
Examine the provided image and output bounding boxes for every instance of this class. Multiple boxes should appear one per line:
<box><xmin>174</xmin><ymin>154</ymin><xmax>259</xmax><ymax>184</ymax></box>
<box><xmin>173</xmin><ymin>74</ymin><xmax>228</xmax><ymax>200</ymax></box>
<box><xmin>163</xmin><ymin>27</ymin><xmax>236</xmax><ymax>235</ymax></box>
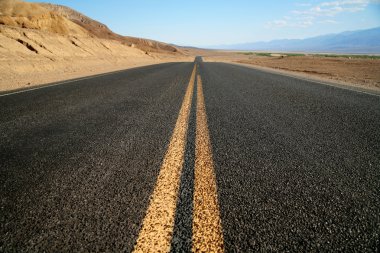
<box><xmin>30</xmin><ymin>0</ymin><xmax>380</xmax><ymax>46</ymax></box>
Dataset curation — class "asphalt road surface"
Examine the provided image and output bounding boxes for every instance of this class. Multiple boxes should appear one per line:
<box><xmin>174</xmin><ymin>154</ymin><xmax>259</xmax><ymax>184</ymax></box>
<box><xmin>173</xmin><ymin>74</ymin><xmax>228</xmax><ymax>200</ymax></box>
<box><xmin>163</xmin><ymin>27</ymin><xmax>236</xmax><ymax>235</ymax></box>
<box><xmin>1</xmin><ymin>58</ymin><xmax>379</xmax><ymax>252</ymax></box>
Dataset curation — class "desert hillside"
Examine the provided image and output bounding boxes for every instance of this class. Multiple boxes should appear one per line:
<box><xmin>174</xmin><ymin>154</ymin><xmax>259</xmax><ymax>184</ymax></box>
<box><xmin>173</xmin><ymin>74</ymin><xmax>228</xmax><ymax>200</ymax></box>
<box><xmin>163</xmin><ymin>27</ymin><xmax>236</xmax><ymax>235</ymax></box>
<box><xmin>40</xmin><ymin>3</ymin><xmax>179</xmax><ymax>53</ymax></box>
<box><xmin>0</xmin><ymin>0</ymin><xmax>191</xmax><ymax>92</ymax></box>
<box><xmin>0</xmin><ymin>0</ymin><xmax>90</xmax><ymax>36</ymax></box>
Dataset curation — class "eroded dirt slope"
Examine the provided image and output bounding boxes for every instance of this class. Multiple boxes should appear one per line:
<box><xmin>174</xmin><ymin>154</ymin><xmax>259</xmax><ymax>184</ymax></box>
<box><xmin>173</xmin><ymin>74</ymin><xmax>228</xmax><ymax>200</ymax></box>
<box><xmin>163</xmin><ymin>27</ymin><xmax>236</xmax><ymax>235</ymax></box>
<box><xmin>41</xmin><ymin>3</ymin><xmax>180</xmax><ymax>53</ymax></box>
<box><xmin>0</xmin><ymin>0</ymin><xmax>191</xmax><ymax>92</ymax></box>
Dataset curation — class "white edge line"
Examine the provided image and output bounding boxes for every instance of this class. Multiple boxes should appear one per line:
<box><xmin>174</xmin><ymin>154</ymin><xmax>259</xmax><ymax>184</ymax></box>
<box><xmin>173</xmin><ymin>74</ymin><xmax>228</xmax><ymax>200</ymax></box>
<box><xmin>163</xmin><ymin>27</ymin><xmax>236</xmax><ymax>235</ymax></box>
<box><xmin>221</xmin><ymin>61</ymin><xmax>380</xmax><ymax>98</ymax></box>
<box><xmin>0</xmin><ymin>63</ymin><xmax>164</xmax><ymax>98</ymax></box>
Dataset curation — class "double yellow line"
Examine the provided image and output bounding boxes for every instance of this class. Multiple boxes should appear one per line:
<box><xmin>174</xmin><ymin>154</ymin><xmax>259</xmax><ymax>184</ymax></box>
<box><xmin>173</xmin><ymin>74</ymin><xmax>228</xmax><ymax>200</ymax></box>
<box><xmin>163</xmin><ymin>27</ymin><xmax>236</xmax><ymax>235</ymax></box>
<box><xmin>133</xmin><ymin>63</ymin><xmax>224</xmax><ymax>252</ymax></box>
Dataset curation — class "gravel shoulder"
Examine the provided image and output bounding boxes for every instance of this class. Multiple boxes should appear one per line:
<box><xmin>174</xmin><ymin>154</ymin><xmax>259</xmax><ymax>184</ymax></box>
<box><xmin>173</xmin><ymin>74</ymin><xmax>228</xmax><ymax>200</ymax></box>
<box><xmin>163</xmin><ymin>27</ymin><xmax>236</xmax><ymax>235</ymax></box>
<box><xmin>203</xmin><ymin>53</ymin><xmax>380</xmax><ymax>93</ymax></box>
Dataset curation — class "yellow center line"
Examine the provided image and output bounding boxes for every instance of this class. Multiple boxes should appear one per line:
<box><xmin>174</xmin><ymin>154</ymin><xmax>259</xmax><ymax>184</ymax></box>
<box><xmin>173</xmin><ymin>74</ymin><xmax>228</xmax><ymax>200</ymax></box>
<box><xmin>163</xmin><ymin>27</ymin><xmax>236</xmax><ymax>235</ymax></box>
<box><xmin>133</xmin><ymin>64</ymin><xmax>197</xmax><ymax>253</ymax></box>
<box><xmin>192</xmin><ymin>73</ymin><xmax>225</xmax><ymax>252</ymax></box>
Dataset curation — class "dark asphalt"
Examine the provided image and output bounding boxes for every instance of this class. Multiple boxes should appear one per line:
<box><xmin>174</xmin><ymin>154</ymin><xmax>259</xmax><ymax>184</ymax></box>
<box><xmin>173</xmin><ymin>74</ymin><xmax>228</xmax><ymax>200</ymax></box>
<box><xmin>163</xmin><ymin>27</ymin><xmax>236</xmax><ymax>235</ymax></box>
<box><xmin>0</xmin><ymin>62</ymin><xmax>193</xmax><ymax>252</ymax></box>
<box><xmin>1</xmin><ymin>60</ymin><xmax>380</xmax><ymax>252</ymax></box>
<box><xmin>199</xmin><ymin>62</ymin><xmax>380</xmax><ymax>252</ymax></box>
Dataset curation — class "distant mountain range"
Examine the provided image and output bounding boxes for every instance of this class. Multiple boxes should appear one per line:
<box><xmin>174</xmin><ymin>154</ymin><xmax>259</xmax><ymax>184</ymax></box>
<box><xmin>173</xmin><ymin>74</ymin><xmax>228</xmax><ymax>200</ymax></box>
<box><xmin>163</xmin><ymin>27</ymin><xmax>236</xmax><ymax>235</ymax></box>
<box><xmin>210</xmin><ymin>27</ymin><xmax>380</xmax><ymax>54</ymax></box>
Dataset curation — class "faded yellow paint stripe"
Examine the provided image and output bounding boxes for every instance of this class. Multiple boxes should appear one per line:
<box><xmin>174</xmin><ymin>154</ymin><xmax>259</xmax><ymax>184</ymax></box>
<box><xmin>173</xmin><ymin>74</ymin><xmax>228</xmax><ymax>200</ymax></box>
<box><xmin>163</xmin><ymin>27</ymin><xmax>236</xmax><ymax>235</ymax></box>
<box><xmin>133</xmin><ymin>64</ymin><xmax>197</xmax><ymax>253</ymax></box>
<box><xmin>192</xmin><ymin>73</ymin><xmax>225</xmax><ymax>252</ymax></box>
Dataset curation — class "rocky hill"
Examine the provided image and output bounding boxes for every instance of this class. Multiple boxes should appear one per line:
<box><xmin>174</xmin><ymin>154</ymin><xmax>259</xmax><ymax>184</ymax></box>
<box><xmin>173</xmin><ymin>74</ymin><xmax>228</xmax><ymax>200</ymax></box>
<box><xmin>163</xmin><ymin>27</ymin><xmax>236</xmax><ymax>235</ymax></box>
<box><xmin>0</xmin><ymin>0</ymin><xmax>190</xmax><ymax>92</ymax></box>
<box><xmin>40</xmin><ymin>3</ymin><xmax>179</xmax><ymax>53</ymax></box>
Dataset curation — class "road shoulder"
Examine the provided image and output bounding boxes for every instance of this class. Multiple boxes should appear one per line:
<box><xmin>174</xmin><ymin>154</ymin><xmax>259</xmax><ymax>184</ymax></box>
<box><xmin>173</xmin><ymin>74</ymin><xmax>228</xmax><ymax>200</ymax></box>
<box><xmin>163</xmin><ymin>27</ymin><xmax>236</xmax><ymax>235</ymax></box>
<box><xmin>204</xmin><ymin>59</ymin><xmax>380</xmax><ymax>97</ymax></box>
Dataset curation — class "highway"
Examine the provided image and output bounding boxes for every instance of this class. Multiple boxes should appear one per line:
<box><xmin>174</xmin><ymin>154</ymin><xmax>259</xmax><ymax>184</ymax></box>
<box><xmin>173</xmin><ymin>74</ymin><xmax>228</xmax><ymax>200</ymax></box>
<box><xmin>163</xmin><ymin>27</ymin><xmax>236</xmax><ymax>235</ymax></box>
<box><xmin>1</xmin><ymin>58</ymin><xmax>379</xmax><ymax>252</ymax></box>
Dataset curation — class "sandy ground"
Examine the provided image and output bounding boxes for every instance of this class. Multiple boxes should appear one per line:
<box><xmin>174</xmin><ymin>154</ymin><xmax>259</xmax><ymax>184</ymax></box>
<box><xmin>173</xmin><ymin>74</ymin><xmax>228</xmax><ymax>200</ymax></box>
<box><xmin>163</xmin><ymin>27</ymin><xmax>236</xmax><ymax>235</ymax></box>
<box><xmin>0</xmin><ymin>25</ymin><xmax>192</xmax><ymax>92</ymax></box>
<box><xmin>202</xmin><ymin>52</ymin><xmax>380</xmax><ymax>92</ymax></box>
<box><xmin>0</xmin><ymin>57</ymin><xmax>191</xmax><ymax>93</ymax></box>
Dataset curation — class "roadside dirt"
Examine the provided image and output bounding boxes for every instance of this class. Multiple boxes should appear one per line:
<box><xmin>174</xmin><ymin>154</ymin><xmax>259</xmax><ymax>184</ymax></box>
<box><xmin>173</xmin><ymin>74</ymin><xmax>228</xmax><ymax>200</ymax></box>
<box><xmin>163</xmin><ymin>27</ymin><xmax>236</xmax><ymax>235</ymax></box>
<box><xmin>203</xmin><ymin>53</ymin><xmax>380</xmax><ymax>91</ymax></box>
<box><xmin>0</xmin><ymin>25</ymin><xmax>192</xmax><ymax>92</ymax></box>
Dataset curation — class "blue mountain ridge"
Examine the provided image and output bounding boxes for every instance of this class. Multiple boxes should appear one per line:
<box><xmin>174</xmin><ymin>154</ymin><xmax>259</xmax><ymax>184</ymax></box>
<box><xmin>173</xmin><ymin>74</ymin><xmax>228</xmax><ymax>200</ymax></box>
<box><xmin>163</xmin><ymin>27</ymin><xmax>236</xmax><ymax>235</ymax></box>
<box><xmin>210</xmin><ymin>27</ymin><xmax>380</xmax><ymax>54</ymax></box>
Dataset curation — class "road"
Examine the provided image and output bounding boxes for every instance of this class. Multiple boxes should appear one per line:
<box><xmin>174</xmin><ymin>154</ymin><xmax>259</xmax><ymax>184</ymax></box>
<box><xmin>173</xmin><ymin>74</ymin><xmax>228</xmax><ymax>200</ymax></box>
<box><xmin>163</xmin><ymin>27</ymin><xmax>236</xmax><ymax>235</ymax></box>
<box><xmin>1</xmin><ymin>58</ymin><xmax>379</xmax><ymax>252</ymax></box>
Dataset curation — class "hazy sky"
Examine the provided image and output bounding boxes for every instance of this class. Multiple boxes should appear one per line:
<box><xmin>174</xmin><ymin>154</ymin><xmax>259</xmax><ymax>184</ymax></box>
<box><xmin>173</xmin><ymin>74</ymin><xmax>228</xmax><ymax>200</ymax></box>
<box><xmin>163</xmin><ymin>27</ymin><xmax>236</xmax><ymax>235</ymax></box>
<box><xmin>29</xmin><ymin>0</ymin><xmax>380</xmax><ymax>46</ymax></box>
